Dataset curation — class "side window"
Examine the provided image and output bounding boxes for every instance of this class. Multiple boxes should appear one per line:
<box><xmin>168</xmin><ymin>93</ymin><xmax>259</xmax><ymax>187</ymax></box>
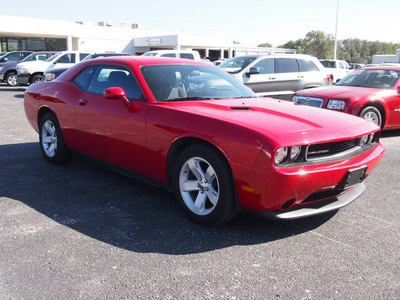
<box><xmin>253</xmin><ymin>58</ymin><xmax>275</xmax><ymax>74</ymax></box>
<box><xmin>180</xmin><ymin>53</ymin><xmax>194</xmax><ymax>60</ymax></box>
<box><xmin>298</xmin><ymin>59</ymin><xmax>319</xmax><ymax>72</ymax></box>
<box><xmin>34</xmin><ymin>54</ymin><xmax>48</xmax><ymax>61</ymax></box>
<box><xmin>80</xmin><ymin>53</ymin><xmax>90</xmax><ymax>61</ymax></box>
<box><xmin>277</xmin><ymin>58</ymin><xmax>299</xmax><ymax>73</ymax></box>
<box><xmin>339</xmin><ymin>61</ymin><xmax>344</xmax><ymax>68</ymax></box>
<box><xmin>72</xmin><ymin>66</ymin><xmax>96</xmax><ymax>90</ymax></box>
<box><xmin>6</xmin><ymin>53</ymin><xmax>21</xmax><ymax>62</ymax></box>
<box><xmin>87</xmin><ymin>66</ymin><xmax>142</xmax><ymax>99</ymax></box>
<box><xmin>58</xmin><ymin>54</ymin><xmax>76</xmax><ymax>64</ymax></box>
<box><xmin>161</xmin><ymin>53</ymin><xmax>176</xmax><ymax>58</ymax></box>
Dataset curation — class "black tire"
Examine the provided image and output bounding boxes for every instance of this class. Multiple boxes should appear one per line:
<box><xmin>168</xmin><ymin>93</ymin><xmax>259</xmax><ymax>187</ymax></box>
<box><xmin>39</xmin><ymin>112</ymin><xmax>72</xmax><ymax>164</ymax></box>
<box><xmin>31</xmin><ymin>74</ymin><xmax>44</xmax><ymax>84</ymax></box>
<box><xmin>5</xmin><ymin>71</ymin><xmax>17</xmax><ymax>86</ymax></box>
<box><xmin>173</xmin><ymin>144</ymin><xmax>238</xmax><ymax>226</ymax></box>
<box><xmin>358</xmin><ymin>106</ymin><xmax>382</xmax><ymax>127</ymax></box>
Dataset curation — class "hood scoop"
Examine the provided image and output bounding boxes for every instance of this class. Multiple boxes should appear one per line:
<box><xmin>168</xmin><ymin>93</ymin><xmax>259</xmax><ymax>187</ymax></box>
<box><xmin>230</xmin><ymin>106</ymin><xmax>250</xmax><ymax>111</ymax></box>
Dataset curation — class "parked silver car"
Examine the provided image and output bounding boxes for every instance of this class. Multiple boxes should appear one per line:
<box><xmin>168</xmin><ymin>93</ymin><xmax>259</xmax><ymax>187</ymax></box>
<box><xmin>219</xmin><ymin>54</ymin><xmax>331</xmax><ymax>100</ymax></box>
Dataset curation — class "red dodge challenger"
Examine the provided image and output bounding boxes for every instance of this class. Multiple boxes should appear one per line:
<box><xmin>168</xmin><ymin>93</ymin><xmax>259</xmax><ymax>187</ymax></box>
<box><xmin>292</xmin><ymin>66</ymin><xmax>400</xmax><ymax>130</ymax></box>
<box><xmin>24</xmin><ymin>57</ymin><xmax>385</xmax><ymax>225</ymax></box>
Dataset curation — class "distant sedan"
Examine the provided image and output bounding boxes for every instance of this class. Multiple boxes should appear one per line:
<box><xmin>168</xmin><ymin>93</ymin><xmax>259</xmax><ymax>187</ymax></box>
<box><xmin>292</xmin><ymin>66</ymin><xmax>400</xmax><ymax>130</ymax></box>
<box><xmin>24</xmin><ymin>57</ymin><xmax>384</xmax><ymax>226</ymax></box>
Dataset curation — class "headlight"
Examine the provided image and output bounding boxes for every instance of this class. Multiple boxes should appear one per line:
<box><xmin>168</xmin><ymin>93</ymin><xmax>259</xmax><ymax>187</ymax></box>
<box><xmin>274</xmin><ymin>147</ymin><xmax>288</xmax><ymax>164</ymax></box>
<box><xmin>361</xmin><ymin>133</ymin><xmax>375</xmax><ymax>146</ymax></box>
<box><xmin>290</xmin><ymin>146</ymin><xmax>302</xmax><ymax>160</ymax></box>
<box><xmin>327</xmin><ymin>99</ymin><xmax>345</xmax><ymax>110</ymax></box>
<box><xmin>45</xmin><ymin>73</ymin><xmax>56</xmax><ymax>81</ymax></box>
<box><xmin>17</xmin><ymin>67</ymin><xmax>29</xmax><ymax>74</ymax></box>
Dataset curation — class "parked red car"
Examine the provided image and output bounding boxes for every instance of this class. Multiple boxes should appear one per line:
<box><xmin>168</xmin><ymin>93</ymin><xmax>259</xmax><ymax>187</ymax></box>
<box><xmin>24</xmin><ymin>57</ymin><xmax>385</xmax><ymax>226</ymax></box>
<box><xmin>292</xmin><ymin>66</ymin><xmax>400</xmax><ymax>130</ymax></box>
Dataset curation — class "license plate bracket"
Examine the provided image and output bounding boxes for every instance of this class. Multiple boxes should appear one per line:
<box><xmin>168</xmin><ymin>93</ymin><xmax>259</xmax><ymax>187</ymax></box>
<box><xmin>339</xmin><ymin>165</ymin><xmax>368</xmax><ymax>190</ymax></box>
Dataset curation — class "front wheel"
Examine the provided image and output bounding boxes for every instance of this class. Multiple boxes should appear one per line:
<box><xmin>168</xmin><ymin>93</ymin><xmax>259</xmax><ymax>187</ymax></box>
<box><xmin>39</xmin><ymin>113</ymin><xmax>72</xmax><ymax>164</ymax></box>
<box><xmin>5</xmin><ymin>72</ymin><xmax>17</xmax><ymax>86</ymax></box>
<box><xmin>359</xmin><ymin>106</ymin><xmax>382</xmax><ymax>127</ymax></box>
<box><xmin>31</xmin><ymin>74</ymin><xmax>44</xmax><ymax>84</ymax></box>
<box><xmin>173</xmin><ymin>144</ymin><xmax>238</xmax><ymax>226</ymax></box>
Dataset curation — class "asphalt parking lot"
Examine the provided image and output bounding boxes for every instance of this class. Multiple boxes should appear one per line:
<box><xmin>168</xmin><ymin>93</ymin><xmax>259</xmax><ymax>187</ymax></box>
<box><xmin>0</xmin><ymin>84</ymin><xmax>399</xmax><ymax>299</ymax></box>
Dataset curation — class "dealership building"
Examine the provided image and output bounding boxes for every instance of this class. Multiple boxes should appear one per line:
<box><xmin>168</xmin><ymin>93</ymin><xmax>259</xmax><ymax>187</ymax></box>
<box><xmin>0</xmin><ymin>15</ymin><xmax>295</xmax><ymax>60</ymax></box>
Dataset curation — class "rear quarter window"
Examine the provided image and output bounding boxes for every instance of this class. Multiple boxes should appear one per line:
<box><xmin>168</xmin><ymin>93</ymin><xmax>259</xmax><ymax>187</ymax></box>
<box><xmin>72</xmin><ymin>66</ymin><xmax>96</xmax><ymax>90</ymax></box>
<box><xmin>298</xmin><ymin>59</ymin><xmax>319</xmax><ymax>72</ymax></box>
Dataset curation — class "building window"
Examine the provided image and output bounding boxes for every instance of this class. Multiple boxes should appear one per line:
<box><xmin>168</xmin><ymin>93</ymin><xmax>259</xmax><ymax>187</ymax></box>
<box><xmin>0</xmin><ymin>37</ymin><xmax>66</xmax><ymax>52</ymax></box>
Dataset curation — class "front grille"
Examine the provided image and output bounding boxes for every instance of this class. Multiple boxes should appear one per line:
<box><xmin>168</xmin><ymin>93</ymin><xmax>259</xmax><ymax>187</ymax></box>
<box><xmin>306</xmin><ymin>138</ymin><xmax>360</xmax><ymax>161</ymax></box>
<box><xmin>294</xmin><ymin>96</ymin><xmax>324</xmax><ymax>108</ymax></box>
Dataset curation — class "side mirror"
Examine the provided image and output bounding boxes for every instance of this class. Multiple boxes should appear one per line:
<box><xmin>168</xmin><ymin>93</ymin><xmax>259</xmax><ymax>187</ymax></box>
<box><xmin>245</xmin><ymin>67</ymin><xmax>260</xmax><ymax>77</ymax></box>
<box><xmin>2</xmin><ymin>57</ymin><xmax>8</xmax><ymax>62</ymax></box>
<box><xmin>397</xmin><ymin>86</ymin><xmax>400</xmax><ymax>96</ymax></box>
<box><xmin>104</xmin><ymin>87</ymin><xmax>141</xmax><ymax>113</ymax></box>
<box><xmin>104</xmin><ymin>87</ymin><xmax>131</xmax><ymax>106</ymax></box>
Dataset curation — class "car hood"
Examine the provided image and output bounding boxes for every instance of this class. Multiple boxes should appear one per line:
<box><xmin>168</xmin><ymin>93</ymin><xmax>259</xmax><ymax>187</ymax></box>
<box><xmin>17</xmin><ymin>60</ymin><xmax>51</xmax><ymax>70</ymax></box>
<box><xmin>295</xmin><ymin>85</ymin><xmax>390</xmax><ymax>99</ymax></box>
<box><xmin>161</xmin><ymin>98</ymin><xmax>379</xmax><ymax>146</ymax></box>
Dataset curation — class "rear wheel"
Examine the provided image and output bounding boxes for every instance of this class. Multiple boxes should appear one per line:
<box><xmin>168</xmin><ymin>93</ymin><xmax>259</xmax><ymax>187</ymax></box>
<box><xmin>359</xmin><ymin>106</ymin><xmax>382</xmax><ymax>127</ymax></box>
<box><xmin>39</xmin><ymin>112</ymin><xmax>72</xmax><ymax>164</ymax></box>
<box><xmin>173</xmin><ymin>144</ymin><xmax>238</xmax><ymax>226</ymax></box>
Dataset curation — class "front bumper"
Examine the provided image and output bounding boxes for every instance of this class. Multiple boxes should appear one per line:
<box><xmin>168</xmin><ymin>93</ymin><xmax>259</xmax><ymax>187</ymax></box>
<box><xmin>16</xmin><ymin>73</ymin><xmax>30</xmax><ymax>85</ymax></box>
<box><xmin>235</xmin><ymin>142</ymin><xmax>385</xmax><ymax>219</ymax></box>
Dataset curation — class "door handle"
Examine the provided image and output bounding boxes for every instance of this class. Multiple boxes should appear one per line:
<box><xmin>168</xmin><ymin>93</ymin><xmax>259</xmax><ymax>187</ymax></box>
<box><xmin>79</xmin><ymin>99</ymin><xmax>88</xmax><ymax>106</ymax></box>
<box><xmin>269</xmin><ymin>77</ymin><xmax>277</xmax><ymax>80</ymax></box>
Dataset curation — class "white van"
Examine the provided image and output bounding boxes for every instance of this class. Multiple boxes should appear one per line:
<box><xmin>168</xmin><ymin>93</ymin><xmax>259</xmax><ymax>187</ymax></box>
<box><xmin>142</xmin><ymin>50</ymin><xmax>201</xmax><ymax>61</ymax></box>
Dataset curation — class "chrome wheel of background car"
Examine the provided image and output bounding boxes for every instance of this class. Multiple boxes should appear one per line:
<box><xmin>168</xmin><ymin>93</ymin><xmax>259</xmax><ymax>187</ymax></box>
<box><xmin>359</xmin><ymin>106</ymin><xmax>382</xmax><ymax>127</ymax></box>
<box><xmin>173</xmin><ymin>144</ymin><xmax>237</xmax><ymax>226</ymax></box>
<box><xmin>5</xmin><ymin>72</ymin><xmax>17</xmax><ymax>86</ymax></box>
<box><xmin>39</xmin><ymin>112</ymin><xmax>72</xmax><ymax>164</ymax></box>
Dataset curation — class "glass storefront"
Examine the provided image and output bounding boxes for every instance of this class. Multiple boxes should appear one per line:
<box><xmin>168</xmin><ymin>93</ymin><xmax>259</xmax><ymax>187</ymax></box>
<box><xmin>0</xmin><ymin>37</ymin><xmax>66</xmax><ymax>52</ymax></box>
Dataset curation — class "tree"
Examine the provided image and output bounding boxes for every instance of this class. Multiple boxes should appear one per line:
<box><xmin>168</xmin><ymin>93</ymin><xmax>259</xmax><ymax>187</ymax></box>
<box><xmin>258</xmin><ymin>43</ymin><xmax>272</xmax><ymax>48</ymax></box>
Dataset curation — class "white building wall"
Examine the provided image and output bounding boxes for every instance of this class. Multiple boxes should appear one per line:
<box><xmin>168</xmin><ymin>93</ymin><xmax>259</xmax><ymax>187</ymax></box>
<box><xmin>372</xmin><ymin>49</ymin><xmax>400</xmax><ymax>64</ymax></box>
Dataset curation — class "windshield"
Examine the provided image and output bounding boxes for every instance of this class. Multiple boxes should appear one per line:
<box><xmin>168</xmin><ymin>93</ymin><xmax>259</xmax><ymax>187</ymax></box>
<box><xmin>45</xmin><ymin>52</ymin><xmax>62</xmax><ymax>62</ymax></box>
<box><xmin>141</xmin><ymin>64</ymin><xmax>257</xmax><ymax>102</ymax></box>
<box><xmin>219</xmin><ymin>56</ymin><xmax>257</xmax><ymax>74</ymax></box>
<box><xmin>337</xmin><ymin>69</ymin><xmax>400</xmax><ymax>89</ymax></box>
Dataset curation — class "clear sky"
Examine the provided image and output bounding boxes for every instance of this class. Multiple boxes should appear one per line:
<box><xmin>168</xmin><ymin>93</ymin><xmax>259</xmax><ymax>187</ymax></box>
<box><xmin>3</xmin><ymin>0</ymin><xmax>399</xmax><ymax>46</ymax></box>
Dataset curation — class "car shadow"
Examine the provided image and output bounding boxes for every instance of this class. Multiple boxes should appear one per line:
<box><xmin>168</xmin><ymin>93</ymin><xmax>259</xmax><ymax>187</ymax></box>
<box><xmin>381</xmin><ymin>129</ymin><xmax>400</xmax><ymax>138</ymax></box>
<box><xmin>0</xmin><ymin>142</ymin><xmax>336</xmax><ymax>255</ymax></box>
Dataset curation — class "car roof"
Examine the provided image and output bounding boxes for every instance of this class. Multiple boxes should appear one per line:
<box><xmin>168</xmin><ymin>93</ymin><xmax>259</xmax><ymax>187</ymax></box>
<box><xmin>362</xmin><ymin>65</ymin><xmax>400</xmax><ymax>71</ymax></box>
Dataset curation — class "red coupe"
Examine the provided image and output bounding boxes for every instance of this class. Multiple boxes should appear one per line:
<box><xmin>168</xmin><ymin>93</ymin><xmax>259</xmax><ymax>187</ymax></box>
<box><xmin>292</xmin><ymin>66</ymin><xmax>400</xmax><ymax>130</ymax></box>
<box><xmin>24</xmin><ymin>57</ymin><xmax>385</xmax><ymax>226</ymax></box>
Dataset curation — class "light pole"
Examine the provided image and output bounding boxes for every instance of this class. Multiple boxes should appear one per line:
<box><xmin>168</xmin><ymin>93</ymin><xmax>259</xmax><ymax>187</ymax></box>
<box><xmin>333</xmin><ymin>0</ymin><xmax>339</xmax><ymax>60</ymax></box>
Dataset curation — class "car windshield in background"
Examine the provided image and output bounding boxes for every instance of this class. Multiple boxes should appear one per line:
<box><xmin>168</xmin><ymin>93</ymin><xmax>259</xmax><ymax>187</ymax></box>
<box><xmin>337</xmin><ymin>69</ymin><xmax>400</xmax><ymax>89</ymax></box>
<box><xmin>141</xmin><ymin>64</ymin><xmax>257</xmax><ymax>102</ymax></box>
<box><xmin>219</xmin><ymin>56</ymin><xmax>257</xmax><ymax>74</ymax></box>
